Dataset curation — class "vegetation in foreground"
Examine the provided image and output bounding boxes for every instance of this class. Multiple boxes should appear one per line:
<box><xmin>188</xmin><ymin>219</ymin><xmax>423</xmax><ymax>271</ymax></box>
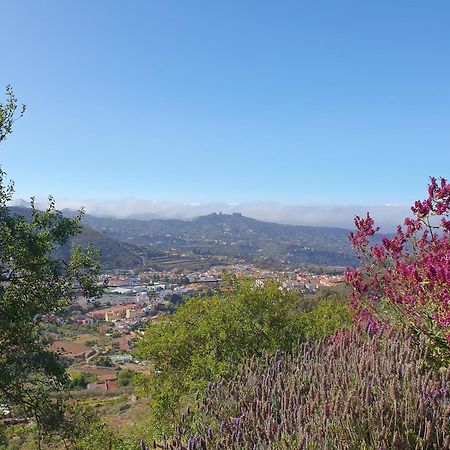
<box><xmin>0</xmin><ymin>86</ymin><xmax>106</xmax><ymax>446</ymax></box>
<box><xmin>346</xmin><ymin>176</ymin><xmax>450</xmax><ymax>363</ymax></box>
<box><xmin>157</xmin><ymin>329</ymin><xmax>449</xmax><ymax>449</ymax></box>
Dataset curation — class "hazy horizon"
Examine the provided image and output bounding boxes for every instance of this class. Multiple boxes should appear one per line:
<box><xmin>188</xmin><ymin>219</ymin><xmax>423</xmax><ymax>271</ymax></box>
<box><xmin>11</xmin><ymin>196</ymin><xmax>411</xmax><ymax>231</ymax></box>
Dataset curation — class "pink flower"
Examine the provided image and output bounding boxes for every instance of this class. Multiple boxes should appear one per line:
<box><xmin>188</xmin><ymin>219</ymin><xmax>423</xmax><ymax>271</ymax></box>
<box><xmin>347</xmin><ymin>177</ymin><xmax>450</xmax><ymax>349</ymax></box>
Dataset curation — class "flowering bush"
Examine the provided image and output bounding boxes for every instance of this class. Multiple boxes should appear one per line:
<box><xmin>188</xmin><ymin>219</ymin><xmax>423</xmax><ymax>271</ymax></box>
<box><xmin>142</xmin><ymin>330</ymin><xmax>449</xmax><ymax>449</ymax></box>
<box><xmin>345</xmin><ymin>177</ymin><xmax>450</xmax><ymax>361</ymax></box>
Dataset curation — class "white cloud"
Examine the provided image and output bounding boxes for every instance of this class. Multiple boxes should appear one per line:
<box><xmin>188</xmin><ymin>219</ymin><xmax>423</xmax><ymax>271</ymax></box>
<box><xmin>14</xmin><ymin>197</ymin><xmax>412</xmax><ymax>231</ymax></box>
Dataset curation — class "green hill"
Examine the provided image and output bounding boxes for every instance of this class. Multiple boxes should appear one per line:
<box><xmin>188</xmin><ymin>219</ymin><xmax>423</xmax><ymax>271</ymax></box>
<box><xmin>79</xmin><ymin>211</ymin><xmax>361</xmax><ymax>266</ymax></box>
<box><xmin>9</xmin><ymin>207</ymin><xmax>143</xmax><ymax>270</ymax></box>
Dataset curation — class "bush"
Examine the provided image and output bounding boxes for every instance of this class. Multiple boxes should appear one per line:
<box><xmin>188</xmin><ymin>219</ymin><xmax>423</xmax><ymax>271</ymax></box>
<box><xmin>136</xmin><ymin>281</ymin><xmax>351</xmax><ymax>431</ymax></box>
<box><xmin>117</xmin><ymin>369</ymin><xmax>136</xmax><ymax>387</ymax></box>
<box><xmin>300</xmin><ymin>293</ymin><xmax>353</xmax><ymax>340</ymax></box>
<box><xmin>93</xmin><ymin>356</ymin><xmax>114</xmax><ymax>367</ymax></box>
<box><xmin>68</xmin><ymin>372</ymin><xmax>95</xmax><ymax>390</ymax></box>
<box><xmin>346</xmin><ymin>177</ymin><xmax>450</xmax><ymax>363</ymax></box>
<box><xmin>162</xmin><ymin>330</ymin><xmax>449</xmax><ymax>450</ymax></box>
<box><xmin>62</xmin><ymin>405</ymin><xmax>136</xmax><ymax>450</ymax></box>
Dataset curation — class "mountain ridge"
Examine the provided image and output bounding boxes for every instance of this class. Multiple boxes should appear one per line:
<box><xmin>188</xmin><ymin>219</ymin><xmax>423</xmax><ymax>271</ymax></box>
<box><xmin>9</xmin><ymin>207</ymin><xmax>368</xmax><ymax>268</ymax></box>
<box><xmin>76</xmin><ymin>210</ymin><xmax>361</xmax><ymax>267</ymax></box>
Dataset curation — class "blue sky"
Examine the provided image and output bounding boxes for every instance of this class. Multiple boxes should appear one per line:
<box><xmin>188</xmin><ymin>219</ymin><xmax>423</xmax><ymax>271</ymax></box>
<box><xmin>1</xmin><ymin>1</ymin><xmax>449</xmax><ymax>222</ymax></box>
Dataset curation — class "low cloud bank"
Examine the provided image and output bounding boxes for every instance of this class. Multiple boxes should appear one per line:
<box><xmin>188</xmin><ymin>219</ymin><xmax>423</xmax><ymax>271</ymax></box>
<box><xmin>16</xmin><ymin>198</ymin><xmax>412</xmax><ymax>231</ymax></box>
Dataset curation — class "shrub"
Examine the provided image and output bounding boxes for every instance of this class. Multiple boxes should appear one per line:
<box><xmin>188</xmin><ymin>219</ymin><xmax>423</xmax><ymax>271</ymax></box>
<box><xmin>345</xmin><ymin>177</ymin><xmax>450</xmax><ymax>362</ymax></box>
<box><xmin>93</xmin><ymin>356</ymin><xmax>114</xmax><ymax>367</ymax></box>
<box><xmin>117</xmin><ymin>369</ymin><xmax>137</xmax><ymax>387</ymax></box>
<box><xmin>136</xmin><ymin>281</ymin><xmax>351</xmax><ymax>427</ymax></box>
<box><xmin>61</xmin><ymin>405</ymin><xmax>136</xmax><ymax>450</ymax></box>
<box><xmin>68</xmin><ymin>372</ymin><xmax>95</xmax><ymax>390</ymax></box>
<box><xmin>153</xmin><ymin>330</ymin><xmax>449</xmax><ymax>450</ymax></box>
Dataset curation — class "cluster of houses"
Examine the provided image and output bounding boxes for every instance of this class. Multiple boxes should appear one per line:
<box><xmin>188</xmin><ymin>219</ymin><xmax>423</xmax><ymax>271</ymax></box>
<box><xmin>88</xmin><ymin>304</ymin><xmax>146</xmax><ymax>323</ymax></box>
<box><xmin>65</xmin><ymin>267</ymin><xmax>345</xmax><ymax>341</ymax></box>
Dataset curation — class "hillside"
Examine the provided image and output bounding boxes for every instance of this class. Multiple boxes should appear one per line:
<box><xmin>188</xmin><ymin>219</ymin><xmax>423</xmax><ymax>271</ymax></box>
<box><xmin>78</xmin><ymin>211</ymin><xmax>361</xmax><ymax>267</ymax></box>
<box><xmin>9</xmin><ymin>207</ymin><xmax>143</xmax><ymax>270</ymax></box>
<box><xmin>58</xmin><ymin>226</ymin><xmax>143</xmax><ymax>270</ymax></box>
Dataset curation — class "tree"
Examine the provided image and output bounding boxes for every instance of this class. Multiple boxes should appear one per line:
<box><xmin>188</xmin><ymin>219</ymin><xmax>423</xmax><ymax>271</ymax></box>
<box><xmin>117</xmin><ymin>369</ymin><xmax>136</xmax><ymax>387</ymax></box>
<box><xmin>345</xmin><ymin>177</ymin><xmax>450</xmax><ymax>363</ymax></box>
<box><xmin>136</xmin><ymin>279</ymin><xmax>351</xmax><ymax>430</ymax></box>
<box><xmin>0</xmin><ymin>86</ymin><xmax>105</xmax><ymax>440</ymax></box>
<box><xmin>93</xmin><ymin>356</ymin><xmax>114</xmax><ymax>367</ymax></box>
<box><xmin>167</xmin><ymin>292</ymin><xmax>183</xmax><ymax>305</ymax></box>
<box><xmin>68</xmin><ymin>372</ymin><xmax>95</xmax><ymax>390</ymax></box>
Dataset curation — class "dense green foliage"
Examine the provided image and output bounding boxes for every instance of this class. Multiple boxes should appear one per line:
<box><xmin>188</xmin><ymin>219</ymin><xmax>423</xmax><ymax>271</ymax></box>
<box><xmin>66</xmin><ymin>406</ymin><xmax>135</xmax><ymax>450</ymax></box>
<box><xmin>299</xmin><ymin>291</ymin><xmax>353</xmax><ymax>340</ymax></box>
<box><xmin>67</xmin><ymin>372</ymin><xmax>96</xmax><ymax>390</ymax></box>
<box><xmin>0</xmin><ymin>86</ymin><xmax>104</xmax><ymax>442</ymax></box>
<box><xmin>93</xmin><ymin>355</ymin><xmax>114</xmax><ymax>367</ymax></box>
<box><xmin>117</xmin><ymin>369</ymin><xmax>137</xmax><ymax>387</ymax></box>
<box><xmin>136</xmin><ymin>281</ymin><xmax>352</xmax><ymax>433</ymax></box>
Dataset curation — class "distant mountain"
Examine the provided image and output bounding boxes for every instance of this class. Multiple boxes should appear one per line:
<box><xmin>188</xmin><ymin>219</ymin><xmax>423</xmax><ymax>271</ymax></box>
<box><xmin>8</xmin><ymin>207</ymin><xmax>143</xmax><ymax>270</ymax></box>
<box><xmin>58</xmin><ymin>226</ymin><xmax>143</xmax><ymax>270</ymax></box>
<box><xmin>78</xmin><ymin>211</ymin><xmax>362</xmax><ymax>267</ymax></box>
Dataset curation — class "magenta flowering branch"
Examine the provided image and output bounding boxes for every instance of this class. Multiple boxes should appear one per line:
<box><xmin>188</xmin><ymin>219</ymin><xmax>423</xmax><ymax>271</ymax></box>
<box><xmin>345</xmin><ymin>177</ymin><xmax>450</xmax><ymax>360</ymax></box>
